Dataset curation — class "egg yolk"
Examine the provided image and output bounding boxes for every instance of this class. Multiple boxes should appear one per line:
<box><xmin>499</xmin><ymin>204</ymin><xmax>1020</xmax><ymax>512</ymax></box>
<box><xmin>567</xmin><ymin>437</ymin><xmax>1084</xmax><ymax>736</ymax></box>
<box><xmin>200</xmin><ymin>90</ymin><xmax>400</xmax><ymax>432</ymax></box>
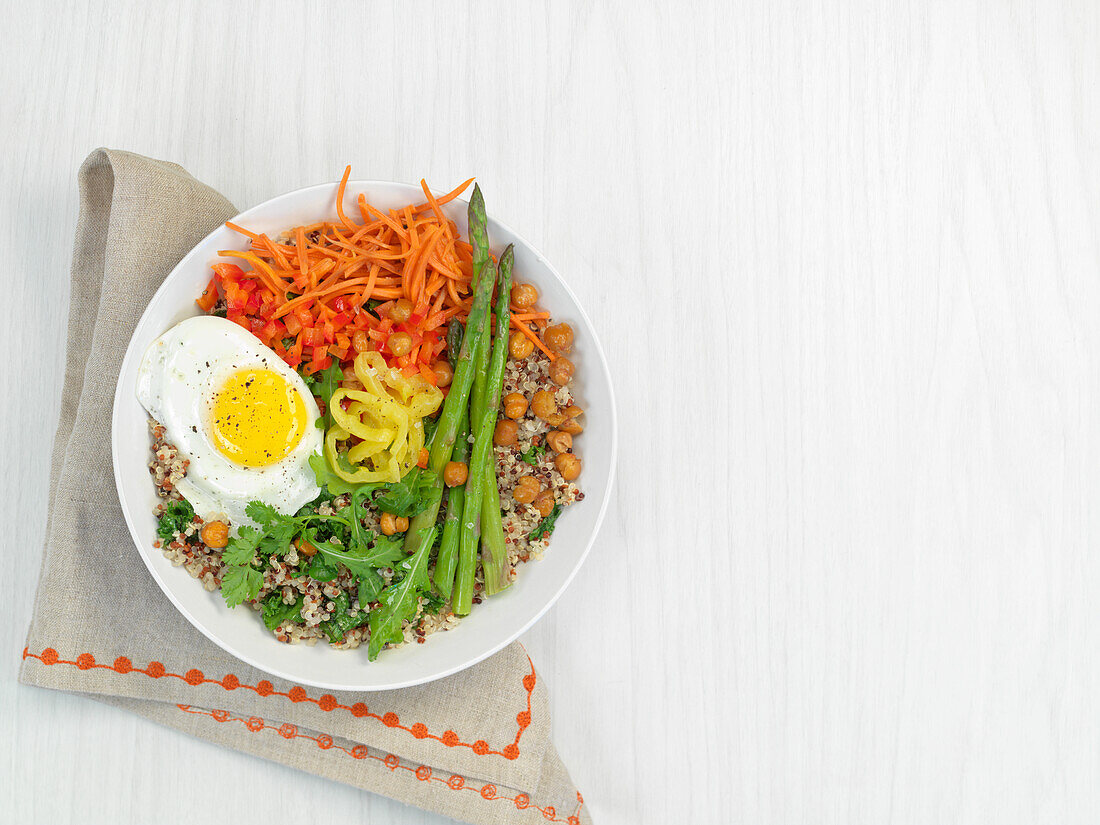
<box><xmin>210</xmin><ymin>369</ymin><xmax>308</xmax><ymax>467</ymax></box>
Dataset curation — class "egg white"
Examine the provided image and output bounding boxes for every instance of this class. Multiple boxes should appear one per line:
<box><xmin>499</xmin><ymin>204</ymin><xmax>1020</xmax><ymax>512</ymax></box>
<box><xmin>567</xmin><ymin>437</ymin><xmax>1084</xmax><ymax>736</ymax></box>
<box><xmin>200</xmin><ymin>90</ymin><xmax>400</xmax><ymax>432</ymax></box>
<box><xmin>136</xmin><ymin>315</ymin><xmax>323</xmax><ymax>528</ymax></box>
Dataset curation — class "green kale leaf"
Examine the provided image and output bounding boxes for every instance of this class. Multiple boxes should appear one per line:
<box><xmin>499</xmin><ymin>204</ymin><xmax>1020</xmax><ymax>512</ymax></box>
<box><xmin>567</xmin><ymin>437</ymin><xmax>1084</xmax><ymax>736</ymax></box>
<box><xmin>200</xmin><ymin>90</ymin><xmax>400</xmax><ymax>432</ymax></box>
<box><xmin>261</xmin><ymin>593</ymin><xmax>303</xmax><ymax>631</ymax></box>
<box><xmin>156</xmin><ymin>499</ymin><xmax>195</xmax><ymax>541</ymax></box>
<box><xmin>528</xmin><ymin>504</ymin><xmax>563</xmax><ymax>541</ymax></box>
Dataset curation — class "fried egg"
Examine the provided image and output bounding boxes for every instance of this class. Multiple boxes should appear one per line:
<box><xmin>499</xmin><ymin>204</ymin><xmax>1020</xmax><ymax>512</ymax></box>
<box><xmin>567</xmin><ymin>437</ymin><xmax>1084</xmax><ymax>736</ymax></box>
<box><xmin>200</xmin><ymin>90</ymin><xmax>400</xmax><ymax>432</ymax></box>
<box><xmin>136</xmin><ymin>315</ymin><xmax>323</xmax><ymax>527</ymax></box>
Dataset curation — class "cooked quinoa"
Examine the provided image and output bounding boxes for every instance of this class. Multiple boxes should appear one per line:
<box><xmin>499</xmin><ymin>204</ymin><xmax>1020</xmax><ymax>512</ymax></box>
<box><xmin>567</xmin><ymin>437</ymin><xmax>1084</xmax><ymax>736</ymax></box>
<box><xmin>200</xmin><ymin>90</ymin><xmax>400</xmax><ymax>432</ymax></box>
<box><xmin>147</xmin><ymin>345</ymin><xmax>583</xmax><ymax>653</ymax></box>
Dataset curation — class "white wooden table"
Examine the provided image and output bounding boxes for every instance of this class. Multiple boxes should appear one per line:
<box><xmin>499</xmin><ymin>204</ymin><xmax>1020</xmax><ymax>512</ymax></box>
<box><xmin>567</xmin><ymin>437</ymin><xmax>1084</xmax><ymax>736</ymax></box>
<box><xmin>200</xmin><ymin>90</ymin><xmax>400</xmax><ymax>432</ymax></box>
<box><xmin>4</xmin><ymin>1</ymin><xmax>1100</xmax><ymax>822</ymax></box>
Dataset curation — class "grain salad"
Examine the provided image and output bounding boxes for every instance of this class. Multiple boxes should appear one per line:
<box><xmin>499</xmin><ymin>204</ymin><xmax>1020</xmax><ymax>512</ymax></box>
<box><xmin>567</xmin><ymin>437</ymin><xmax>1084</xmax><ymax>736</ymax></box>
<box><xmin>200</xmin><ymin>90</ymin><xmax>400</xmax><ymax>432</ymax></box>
<box><xmin>139</xmin><ymin>172</ymin><xmax>587</xmax><ymax>661</ymax></box>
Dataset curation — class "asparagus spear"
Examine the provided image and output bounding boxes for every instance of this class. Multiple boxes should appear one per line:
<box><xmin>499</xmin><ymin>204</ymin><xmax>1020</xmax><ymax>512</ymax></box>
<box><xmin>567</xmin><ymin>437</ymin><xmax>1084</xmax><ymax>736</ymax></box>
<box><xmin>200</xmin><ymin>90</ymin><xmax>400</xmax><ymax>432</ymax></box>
<box><xmin>454</xmin><ymin>244</ymin><xmax>514</xmax><ymax>614</ymax></box>
<box><xmin>433</xmin><ymin>323</ymin><xmax>471</xmax><ymax>597</ymax></box>
<box><xmin>478</xmin><ymin>254</ymin><xmax>517</xmax><ymax>594</ymax></box>
<box><xmin>403</xmin><ymin>185</ymin><xmax>495</xmax><ymax>554</ymax></box>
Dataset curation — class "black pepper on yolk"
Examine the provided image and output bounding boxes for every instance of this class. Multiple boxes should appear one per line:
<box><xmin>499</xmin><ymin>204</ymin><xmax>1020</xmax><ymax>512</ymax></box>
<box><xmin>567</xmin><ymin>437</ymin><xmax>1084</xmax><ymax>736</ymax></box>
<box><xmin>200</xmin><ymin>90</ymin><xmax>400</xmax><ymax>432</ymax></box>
<box><xmin>210</xmin><ymin>368</ymin><xmax>308</xmax><ymax>467</ymax></box>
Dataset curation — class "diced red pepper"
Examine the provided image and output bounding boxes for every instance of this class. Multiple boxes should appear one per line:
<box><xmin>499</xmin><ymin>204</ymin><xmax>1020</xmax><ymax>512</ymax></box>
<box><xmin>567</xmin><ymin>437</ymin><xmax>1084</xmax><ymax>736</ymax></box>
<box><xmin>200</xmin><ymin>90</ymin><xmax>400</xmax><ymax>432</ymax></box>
<box><xmin>285</xmin><ymin>313</ymin><xmax>302</xmax><ymax>336</ymax></box>
<box><xmin>294</xmin><ymin>307</ymin><xmax>314</xmax><ymax>328</ymax></box>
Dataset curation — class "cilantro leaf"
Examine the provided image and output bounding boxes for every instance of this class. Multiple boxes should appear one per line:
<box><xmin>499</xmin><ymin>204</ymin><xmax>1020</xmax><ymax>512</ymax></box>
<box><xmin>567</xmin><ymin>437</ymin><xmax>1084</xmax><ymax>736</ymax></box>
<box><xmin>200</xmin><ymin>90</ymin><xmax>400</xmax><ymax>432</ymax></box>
<box><xmin>221</xmin><ymin>525</ymin><xmax>263</xmax><ymax>566</ymax></box>
<box><xmin>367</xmin><ymin>527</ymin><xmax>436</xmax><ymax>661</ymax></box>
<box><xmin>519</xmin><ymin>442</ymin><xmax>547</xmax><ymax>466</ymax></box>
<box><xmin>261</xmin><ymin>593</ymin><xmax>302</xmax><ymax>630</ymax></box>
<box><xmin>245</xmin><ymin>500</ymin><xmax>283</xmax><ymax>526</ymax></box>
<box><xmin>528</xmin><ymin>503</ymin><xmax>563</xmax><ymax>541</ymax></box>
<box><xmin>156</xmin><ymin>499</ymin><xmax>194</xmax><ymax>541</ymax></box>
<box><xmin>221</xmin><ymin>564</ymin><xmax>263</xmax><ymax>608</ymax></box>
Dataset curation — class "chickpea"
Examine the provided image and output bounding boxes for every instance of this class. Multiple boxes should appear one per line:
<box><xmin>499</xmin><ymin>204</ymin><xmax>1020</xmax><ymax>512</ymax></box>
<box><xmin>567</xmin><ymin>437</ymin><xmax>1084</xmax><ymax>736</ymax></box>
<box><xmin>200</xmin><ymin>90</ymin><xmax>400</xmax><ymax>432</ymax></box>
<box><xmin>559</xmin><ymin>417</ymin><xmax>584</xmax><ymax>435</ymax></box>
<box><xmin>530</xmin><ymin>389</ymin><xmax>558</xmax><ymax>421</ymax></box>
<box><xmin>494</xmin><ymin>419</ymin><xmax>519</xmax><ymax>447</ymax></box>
<box><xmin>388</xmin><ymin>331</ymin><xmax>413</xmax><ymax>357</ymax></box>
<box><xmin>380</xmin><ymin>512</ymin><xmax>398</xmax><ymax>535</ymax></box>
<box><xmin>503</xmin><ymin>392</ymin><xmax>528</xmax><ymax>419</ymax></box>
<box><xmin>200</xmin><ymin>520</ymin><xmax>229</xmax><ymax>549</ymax></box>
<box><xmin>511</xmin><ymin>283</ymin><xmax>539</xmax><ymax>309</ymax></box>
<box><xmin>352</xmin><ymin>330</ymin><xmax>370</xmax><ymax>353</ymax></box>
<box><xmin>549</xmin><ymin>357</ymin><xmax>574</xmax><ymax>385</ymax></box>
<box><xmin>513</xmin><ymin>476</ymin><xmax>540</xmax><ymax>504</ymax></box>
<box><xmin>564</xmin><ymin>404</ymin><xmax>584</xmax><ymax>418</ymax></box>
<box><xmin>555</xmin><ymin>452</ymin><xmax>582</xmax><ymax>481</ymax></box>
<box><xmin>544</xmin><ymin>322</ymin><xmax>574</xmax><ymax>353</ymax></box>
<box><xmin>394</xmin><ymin>516</ymin><xmax>409</xmax><ymax>532</ymax></box>
<box><xmin>390</xmin><ymin>298</ymin><xmax>413</xmax><ymax>323</ymax></box>
<box><xmin>295</xmin><ymin>538</ymin><xmax>318</xmax><ymax>557</ymax></box>
<box><xmin>533</xmin><ymin>489</ymin><xmax>556</xmax><ymax>517</ymax></box>
<box><xmin>444</xmin><ymin>461</ymin><xmax>469</xmax><ymax>487</ymax></box>
<box><xmin>546</xmin><ymin>430</ymin><xmax>572</xmax><ymax>454</ymax></box>
<box><xmin>509</xmin><ymin>330</ymin><xmax>534</xmax><ymax>360</ymax></box>
<box><xmin>432</xmin><ymin>360</ymin><xmax>453</xmax><ymax>387</ymax></box>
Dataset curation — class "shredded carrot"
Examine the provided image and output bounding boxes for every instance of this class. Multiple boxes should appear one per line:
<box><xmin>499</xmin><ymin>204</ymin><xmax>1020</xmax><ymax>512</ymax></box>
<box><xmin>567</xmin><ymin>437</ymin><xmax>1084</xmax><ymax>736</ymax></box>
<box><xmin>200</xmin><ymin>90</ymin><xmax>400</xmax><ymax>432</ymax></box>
<box><xmin>213</xmin><ymin>168</ymin><xmax>560</xmax><ymax>375</ymax></box>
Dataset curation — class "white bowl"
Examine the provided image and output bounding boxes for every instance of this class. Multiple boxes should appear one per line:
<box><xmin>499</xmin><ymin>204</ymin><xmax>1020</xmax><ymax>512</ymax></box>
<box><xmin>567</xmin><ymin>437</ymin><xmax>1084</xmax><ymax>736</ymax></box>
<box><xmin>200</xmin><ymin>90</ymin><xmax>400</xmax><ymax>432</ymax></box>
<box><xmin>112</xmin><ymin>180</ymin><xmax>617</xmax><ymax>691</ymax></box>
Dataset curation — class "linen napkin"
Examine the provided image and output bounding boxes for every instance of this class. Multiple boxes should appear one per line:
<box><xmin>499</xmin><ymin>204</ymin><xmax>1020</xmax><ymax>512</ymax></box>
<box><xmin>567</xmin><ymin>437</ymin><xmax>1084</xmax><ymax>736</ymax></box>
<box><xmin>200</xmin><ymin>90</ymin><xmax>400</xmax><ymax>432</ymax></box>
<box><xmin>20</xmin><ymin>149</ymin><xmax>589</xmax><ymax>825</ymax></box>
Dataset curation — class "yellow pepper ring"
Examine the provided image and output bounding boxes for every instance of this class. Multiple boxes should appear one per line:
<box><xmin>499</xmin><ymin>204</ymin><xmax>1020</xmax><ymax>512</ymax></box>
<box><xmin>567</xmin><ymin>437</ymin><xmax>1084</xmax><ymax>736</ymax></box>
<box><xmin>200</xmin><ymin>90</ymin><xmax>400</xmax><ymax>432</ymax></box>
<box><xmin>324</xmin><ymin>351</ymin><xmax>442</xmax><ymax>484</ymax></box>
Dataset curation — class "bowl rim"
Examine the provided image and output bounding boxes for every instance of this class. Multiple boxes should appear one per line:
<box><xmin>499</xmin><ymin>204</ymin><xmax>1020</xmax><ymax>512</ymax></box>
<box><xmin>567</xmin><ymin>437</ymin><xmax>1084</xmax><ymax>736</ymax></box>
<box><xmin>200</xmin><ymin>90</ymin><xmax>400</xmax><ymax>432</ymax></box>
<box><xmin>110</xmin><ymin>178</ymin><xmax>618</xmax><ymax>690</ymax></box>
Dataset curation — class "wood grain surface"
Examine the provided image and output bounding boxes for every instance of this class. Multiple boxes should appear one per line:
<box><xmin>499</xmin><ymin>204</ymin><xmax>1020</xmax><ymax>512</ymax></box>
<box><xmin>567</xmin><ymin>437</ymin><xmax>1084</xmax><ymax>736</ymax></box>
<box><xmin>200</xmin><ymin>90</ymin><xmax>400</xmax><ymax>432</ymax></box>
<box><xmin>3</xmin><ymin>1</ymin><xmax>1100</xmax><ymax>823</ymax></box>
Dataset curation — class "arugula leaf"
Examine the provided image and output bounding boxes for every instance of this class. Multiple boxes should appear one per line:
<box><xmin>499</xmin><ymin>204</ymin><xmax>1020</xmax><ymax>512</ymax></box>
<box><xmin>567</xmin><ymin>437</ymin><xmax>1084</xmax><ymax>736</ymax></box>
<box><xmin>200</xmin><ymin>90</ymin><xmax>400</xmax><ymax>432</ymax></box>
<box><xmin>307</xmin><ymin>530</ymin><xmax>404</xmax><ymax>579</ymax></box>
<box><xmin>306</xmin><ymin>553</ymin><xmax>339</xmax><ymax>582</ymax></box>
<box><xmin>156</xmin><ymin>499</ymin><xmax>195</xmax><ymax>541</ymax></box>
<box><xmin>314</xmin><ymin>361</ymin><xmax>344</xmax><ymax>431</ymax></box>
<box><xmin>367</xmin><ymin>527</ymin><xmax>436</xmax><ymax>661</ymax></box>
<box><xmin>519</xmin><ymin>442</ymin><xmax>547</xmax><ymax>466</ymax></box>
<box><xmin>528</xmin><ymin>504</ymin><xmax>563</xmax><ymax>541</ymax></box>
<box><xmin>357</xmin><ymin>572</ymin><xmax>385</xmax><ymax>606</ymax></box>
<box><xmin>261</xmin><ymin>593</ymin><xmax>302</xmax><ymax>630</ymax></box>
<box><xmin>320</xmin><ymin>592</ymin><xmax>369</xmax><ymax>643</ymax></box>
<box><xmin>221</xmin><ymin>564</ymin><xmax>263</xmax><ymax>607</ymax></box>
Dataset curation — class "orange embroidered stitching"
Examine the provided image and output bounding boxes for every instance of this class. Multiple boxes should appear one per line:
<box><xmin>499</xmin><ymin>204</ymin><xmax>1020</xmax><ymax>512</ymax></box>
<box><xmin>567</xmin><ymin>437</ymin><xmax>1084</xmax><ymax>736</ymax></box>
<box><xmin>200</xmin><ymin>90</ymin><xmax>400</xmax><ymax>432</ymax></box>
<box><xmin>22</xmin><ymin>646</ymin><xmax>534</xmax><ymax>758</ymax></box>
<box><xmin>175</xmin><ymin>704</ymin><xmax>584</xmax><ymax>824</ymax></box>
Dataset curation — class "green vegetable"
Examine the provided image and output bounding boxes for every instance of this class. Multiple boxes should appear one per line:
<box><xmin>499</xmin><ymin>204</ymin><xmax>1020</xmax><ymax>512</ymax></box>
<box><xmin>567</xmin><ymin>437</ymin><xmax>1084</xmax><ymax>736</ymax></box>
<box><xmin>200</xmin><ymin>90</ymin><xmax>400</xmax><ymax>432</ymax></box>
<box><xmin>456</xmin><ymin>245</ymin><xmax>515</xmax><ymax>612</ymax></box>
<box><xmin>156</xmin><ymin>499</ymin><xmax>195</xmax><ymax>542</ymax></box>
<box><xmin>261</xmin><ymin>593</ymin><xmax>303</xmax><ymax>631</ymax></box>
<box><xmin>320</xmin><ymin>592</ymin><xmax>369</xmax><ymax>643</ymax></box>
<box><xmin>368</xmin><ymin>526</ymin><xmax>437</xmax><ymax>661</ymax></box>
<box><xmin>433</xmin><ymin>404</ymin><xmax>469</xmax><ymax>598</ymax></box>
<box><xmin>305</xmin><ymin>529</ymin><xmax>404</xmax><ymax>580</ymax></box>
<box><xmin>308</xmin><ymin>453</ymin><xmax>434</xmax><ymax>517</ymax></box>
<box><xmin>519</xmin><ymin>442</ymin><xmax>547</xmax><ymax>466</ymax></box>
<box><xmin>305</xmin><ymin>553</ymin><xmax>339</xmax><ymax>582</ymax></box>
<box><xmin>433</xmin><ymin>319</ymin><xmax>471</xmax><ymax>597</ymax></box>
<box><xmin>402</xmin><ymin>185</ymin><xmax>497</xmax><ymax>555</ymax></box>
<box><xmin>219</xmin><ymin>494</ymin><xmax>399</xmax><ymax>609</ymax></box>
<box><xmin>221</xmin><ymin>564</ymin><xmax>263</xmax><ymax>608</ymax></box>
<box><xmin>302</xmin><ymin>361</ymin><xmax>343</xmax><ymax>430</ymax></box>
<box><xmin>528</xmin><ymin>504</ymin><xmax>563</xmax><ymax>541</ymax></box>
